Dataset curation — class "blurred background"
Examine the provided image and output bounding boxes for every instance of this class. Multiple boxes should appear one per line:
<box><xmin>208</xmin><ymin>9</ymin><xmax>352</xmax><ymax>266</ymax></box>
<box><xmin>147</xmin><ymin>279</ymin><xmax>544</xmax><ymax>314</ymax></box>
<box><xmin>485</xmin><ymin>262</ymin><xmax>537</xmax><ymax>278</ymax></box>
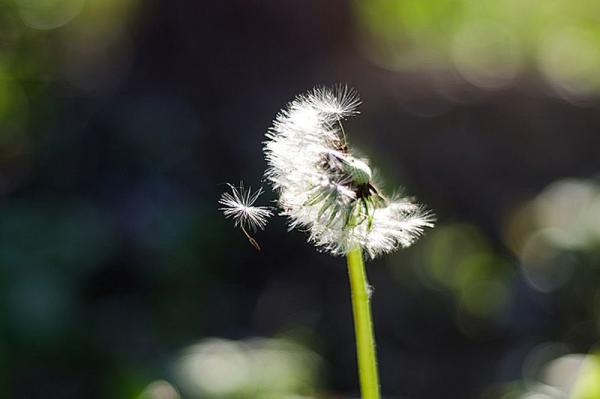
<box><xmin>1</xmin><ymin>0</ymin><xmax>600</xmax><ymax>398</ymax></box>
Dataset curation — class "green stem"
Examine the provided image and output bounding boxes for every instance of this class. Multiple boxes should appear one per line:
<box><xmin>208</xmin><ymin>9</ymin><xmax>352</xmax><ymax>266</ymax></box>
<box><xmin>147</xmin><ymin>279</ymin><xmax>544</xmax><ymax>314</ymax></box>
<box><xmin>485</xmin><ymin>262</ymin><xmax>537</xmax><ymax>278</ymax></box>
<box><xmin>346</xmin><ymin>246</ymin><xmax>381</xmax><ymax>399</ymax></box>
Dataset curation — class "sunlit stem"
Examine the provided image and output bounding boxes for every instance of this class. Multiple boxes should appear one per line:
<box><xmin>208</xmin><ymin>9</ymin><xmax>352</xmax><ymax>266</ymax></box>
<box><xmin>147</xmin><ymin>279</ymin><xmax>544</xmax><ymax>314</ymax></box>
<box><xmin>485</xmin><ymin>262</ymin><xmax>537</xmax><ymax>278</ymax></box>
<box><xmin>346</xmin><ymin>246</ymin><xmax>381</xmax><ymax>399</ymax></box>
<box><xmin>240</xmin><ymin>224</ymin><xmax>261</xmax><ymax>251</ymax></box>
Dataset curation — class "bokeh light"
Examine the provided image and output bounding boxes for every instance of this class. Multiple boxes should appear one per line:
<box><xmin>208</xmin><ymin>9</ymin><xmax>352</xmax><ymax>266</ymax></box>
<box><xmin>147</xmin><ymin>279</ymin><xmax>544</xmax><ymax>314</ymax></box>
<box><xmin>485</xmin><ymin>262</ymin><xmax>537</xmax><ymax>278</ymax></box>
<box><xmin>353</xmin><ymin>0</ymin><xmax>600</xmax><ymax>98</ymax></box>
<box><xmin>14</xmin><ymin>0</ymin><xmax>86</xmax><ymax>30</ymax></box>
<box><xmin>171</xmin><ymin>337</ymin><xmax>322</xmax><ymax>399</ymax></box>
<box><xmin>417</xmin><ymin>223</ymin><xmax>512</xmax><ymax>323</ymax></box>
<box><xmin>503</xmin><ymin>178</ymin><xmax>600</xmax><ymax>292</ymax></box>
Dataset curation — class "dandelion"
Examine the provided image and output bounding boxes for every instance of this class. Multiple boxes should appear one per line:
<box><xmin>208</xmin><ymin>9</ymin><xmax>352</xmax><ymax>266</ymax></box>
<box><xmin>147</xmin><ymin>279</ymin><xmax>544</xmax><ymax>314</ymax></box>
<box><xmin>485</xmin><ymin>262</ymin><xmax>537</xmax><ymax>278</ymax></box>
<box><xmin>264</xmin><ymin>86</ymin><xmax>434</xmax><ymax>259</ymax></box>
<box><xmin>263</xmin><ymin>85</ymin><xmax>434</xmax><ymax>399</ymax></box>
<box><xmin>218</xmin><ymin>182</ymin><xmax>272</xmax><ymax>251</ymax></box>
<box><xmin>219</xmin><ymin>86</ymin><xmax>434</xmax><ymax>398</ymax></box>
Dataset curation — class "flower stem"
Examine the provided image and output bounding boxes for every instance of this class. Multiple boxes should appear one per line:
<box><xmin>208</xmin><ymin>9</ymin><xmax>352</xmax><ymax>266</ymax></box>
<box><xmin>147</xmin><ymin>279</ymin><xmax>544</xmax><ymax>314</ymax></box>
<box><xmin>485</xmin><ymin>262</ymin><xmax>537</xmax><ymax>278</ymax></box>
<box><xmin>346</xmin><ymin>246</ymin><xmax>381</xmax><ymax>399</ymax></box>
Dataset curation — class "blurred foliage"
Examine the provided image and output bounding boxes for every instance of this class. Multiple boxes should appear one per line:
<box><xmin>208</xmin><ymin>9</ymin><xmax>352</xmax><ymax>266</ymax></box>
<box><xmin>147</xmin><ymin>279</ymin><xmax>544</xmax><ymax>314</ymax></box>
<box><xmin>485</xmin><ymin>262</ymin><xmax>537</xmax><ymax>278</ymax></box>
<box><xmin>353</xmin><ymin>0</ymin><xmax>600</xmax><ymax>99</ymax></box>
<box><xmin>419</xmin><ymin>223</ymin><xmax>512</xmax><ymax>322</ymax></box>
<box><xmin>0</xmin><ymin>0</ymin><xmax>138</xmax><ymax>198</ymax></box>
<box><xmin>382</xmin><ymin>177</ymin><xmax>600</xmax><ymax>398</ymax></box>
<box><xmin>169</xmin><ymin>337</ymin><xmax>322</xmax><ymax>399</ymax></box>
<box><xmin>571</xmin><ymin>351</ymin><xmax>600</xmax><ymax>399</ymax></box>
<box><xmin>0</xmin><ymin>0</ymin><xmax>600</xmax><ymax>398</ymax></box>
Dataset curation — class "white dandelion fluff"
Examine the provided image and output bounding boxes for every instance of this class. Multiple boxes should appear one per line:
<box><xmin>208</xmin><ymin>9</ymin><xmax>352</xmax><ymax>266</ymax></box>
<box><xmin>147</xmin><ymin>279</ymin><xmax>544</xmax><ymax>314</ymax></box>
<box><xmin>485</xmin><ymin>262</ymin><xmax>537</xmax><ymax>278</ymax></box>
<box><xmin>264</xmin><ymin>86</ymin><xmax>434</xmax><ymax>259</ymax></box>
<box><xmin>307</xmin><ymin>85</ymin><xmax>361</xmax><ymax>121</ymax></box>
<box><xmin>218</xmin><ymin>182</ymin><xmax>273</xmax><ymax>250</ymax></box>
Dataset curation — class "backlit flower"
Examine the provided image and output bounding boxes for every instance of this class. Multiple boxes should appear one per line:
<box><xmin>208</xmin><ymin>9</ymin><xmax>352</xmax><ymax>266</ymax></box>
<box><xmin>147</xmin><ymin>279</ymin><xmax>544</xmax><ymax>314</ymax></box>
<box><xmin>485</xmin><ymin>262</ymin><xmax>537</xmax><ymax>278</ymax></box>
<box><xmin>264</xmin><ymin>86</ymin><xmax>434</xmax><ymax>258</ymax></box>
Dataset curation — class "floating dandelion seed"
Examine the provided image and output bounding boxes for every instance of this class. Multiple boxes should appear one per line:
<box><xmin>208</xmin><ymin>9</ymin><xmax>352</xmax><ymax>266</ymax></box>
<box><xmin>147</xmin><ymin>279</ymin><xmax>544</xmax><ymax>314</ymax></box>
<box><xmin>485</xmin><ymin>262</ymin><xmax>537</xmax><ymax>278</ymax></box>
<box><xmin>264</xmin><ymin>85</ymin><xmax>434</xmax><ymax>258</ymax></box>
<box><xmin>218</xmin><ymin>183</ymin><xmax>272</xmax><ymax>250</ymax></box>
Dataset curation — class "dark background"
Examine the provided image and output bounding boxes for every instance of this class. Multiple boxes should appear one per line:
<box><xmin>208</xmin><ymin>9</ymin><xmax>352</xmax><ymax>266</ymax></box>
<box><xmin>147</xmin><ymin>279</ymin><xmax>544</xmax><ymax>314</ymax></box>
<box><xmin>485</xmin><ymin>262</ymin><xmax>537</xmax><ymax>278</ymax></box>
<box><xmin>1</xmin><ymin>1</ymin><xmax>600</xmax><ymax>398</ymax></box>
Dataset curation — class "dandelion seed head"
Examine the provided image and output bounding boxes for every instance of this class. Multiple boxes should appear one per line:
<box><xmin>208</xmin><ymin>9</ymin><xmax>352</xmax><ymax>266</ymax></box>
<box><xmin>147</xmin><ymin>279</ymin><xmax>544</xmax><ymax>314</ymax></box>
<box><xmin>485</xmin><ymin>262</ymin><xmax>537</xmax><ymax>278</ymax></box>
<box><xmin>264</xmin><ymin>86</ymin><xmax>434</xmax><ymax>259</ymax></box>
